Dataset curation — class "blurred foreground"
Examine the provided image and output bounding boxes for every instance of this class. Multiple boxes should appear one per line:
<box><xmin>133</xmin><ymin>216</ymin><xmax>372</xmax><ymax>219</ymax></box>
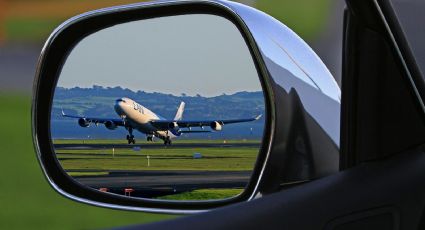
<box><xmin>0</xmin><ymin>94</ymin><xmax>173</xmax><ymax>229</ymax></box>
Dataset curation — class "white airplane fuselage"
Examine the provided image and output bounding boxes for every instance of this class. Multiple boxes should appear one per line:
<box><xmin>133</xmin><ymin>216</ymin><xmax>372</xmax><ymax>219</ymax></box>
<box><xmin>114</xmin><ymin>97</ymin><xmax>177</xmax><ymax>140</ymax></box>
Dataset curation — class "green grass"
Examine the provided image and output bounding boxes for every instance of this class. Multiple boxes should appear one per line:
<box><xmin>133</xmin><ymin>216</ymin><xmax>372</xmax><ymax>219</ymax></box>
<box><xmin>68</xmin><ymin>171</ymin><xmax>109</xmax><ymax>177</ymax></box>
<box><xmin>256</xmin><ymin>0</ymin><xmax>333</xmax><ymax>41</ymax></box>
<box><xmin>5</xmin><ymin>18</ymin><xmax>64</xmax><ymax>43</ymax></box>
<box><xmin>0</xmin><ymin>94</ymin><xmax>175</xmax><ymax>230</ymax></box>
<box><xmin>158</xmin><ymin>189</ymin><xmax>244</xmax><ymax>201</ymax></box>
<box><xmin>56</xmin><ymin>146</ymin><xmax>258</xmax><ymax>171</ymax></box>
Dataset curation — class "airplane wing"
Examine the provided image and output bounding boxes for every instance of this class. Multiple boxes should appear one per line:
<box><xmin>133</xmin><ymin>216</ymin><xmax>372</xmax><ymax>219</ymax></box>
<box><xmin>61</xmin><ymin>109</ymin><xmax>124</xmax><ymax>127</ymax></box>
<box><xmin>150</xmin><ymin>115</ymin><xmax>262</xmax><ymax>131</ymax></box>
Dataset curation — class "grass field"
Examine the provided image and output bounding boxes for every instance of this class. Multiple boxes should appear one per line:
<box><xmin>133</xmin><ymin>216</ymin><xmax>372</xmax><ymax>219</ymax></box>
<box><xmin>55</xmin><ymin>140</ymin><xmax>258</xmax><ymax>200</ymax></box>
<box><xmin>256</xmin><ymin>0</ymin><xmax>333</xmax><ymax>41</ymax></box>
<box><xmin>0</xmin><ymin>94</ymin><xmax>174</xmax><ymax>230</ymax></box>
<box><xmin>55</xmin><ymin>141</ymin><xmax>259</xmax><ymax>172</ymax></box>
<box><xmin>158</xmin><ymin>188</ymin><xmax>244</xmax><ymax>201</ymax></box>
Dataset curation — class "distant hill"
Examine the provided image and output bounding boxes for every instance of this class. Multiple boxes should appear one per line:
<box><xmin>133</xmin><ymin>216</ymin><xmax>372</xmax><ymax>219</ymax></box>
<box><xmin>51</xmin><ymin>86</ymin><xmax>265</xmax><ymax>140</ymax></box>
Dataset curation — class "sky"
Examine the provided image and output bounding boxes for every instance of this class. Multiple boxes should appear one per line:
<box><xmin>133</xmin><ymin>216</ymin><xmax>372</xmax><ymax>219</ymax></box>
<box><xmin>57</xmin><ymin>14</ymin><xmax>263</xmax><ymax>97</ymax></box>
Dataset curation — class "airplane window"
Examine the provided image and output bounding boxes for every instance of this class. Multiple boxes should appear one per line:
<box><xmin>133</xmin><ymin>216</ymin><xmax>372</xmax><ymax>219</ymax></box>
<box><xmin>50</xmin><ymin>14</ymin><xmax>265</xmax><ymax>201</ymax></box>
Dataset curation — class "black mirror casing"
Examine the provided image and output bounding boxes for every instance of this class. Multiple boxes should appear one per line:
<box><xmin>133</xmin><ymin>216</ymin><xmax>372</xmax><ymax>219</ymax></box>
<box><xmin>32</xmin><ymin>0</ymin><xmax>340</xmax><ymax>213</ymax></box>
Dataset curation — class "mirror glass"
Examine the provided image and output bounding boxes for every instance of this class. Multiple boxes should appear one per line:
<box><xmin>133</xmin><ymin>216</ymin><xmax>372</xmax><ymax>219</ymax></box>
<box><xmin>51</xmin><ymin>14</ymin><xmax>265</xmax><ymax>201</ymax></box>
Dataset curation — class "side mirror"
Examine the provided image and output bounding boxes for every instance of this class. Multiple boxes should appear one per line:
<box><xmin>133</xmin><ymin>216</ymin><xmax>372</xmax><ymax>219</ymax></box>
<box><xmin>32</xmin><ymin>0</ymin><xmax>340</xmax><ymax>214</ymax></box>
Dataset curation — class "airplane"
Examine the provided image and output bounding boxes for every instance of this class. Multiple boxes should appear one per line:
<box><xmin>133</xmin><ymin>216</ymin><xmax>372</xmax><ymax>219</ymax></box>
<box><xmin>61</xmin><ymin>97</ymin><xmax>262</xmax><ymax>145</ymax></box>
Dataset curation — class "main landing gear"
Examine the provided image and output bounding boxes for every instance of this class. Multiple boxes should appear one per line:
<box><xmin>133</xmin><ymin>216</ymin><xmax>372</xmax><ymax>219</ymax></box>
<box><xmin>146</xmin><ymin>135</ymin><xmax>154</xmax><ymax>142</ymax></box>
<box><xmin>127</xmin><ymin>135</ymin><xmax>135</xmax><ymax>144</ymax></box>
<box><xmin>126</xmin><ymin>127</ymin><xmax>135</xmax><ymax>144</ymax></box>
<box><xmin>163</xmin><ymin>136</ymin><xmax>172</xmax><ymax>145</ymax></box>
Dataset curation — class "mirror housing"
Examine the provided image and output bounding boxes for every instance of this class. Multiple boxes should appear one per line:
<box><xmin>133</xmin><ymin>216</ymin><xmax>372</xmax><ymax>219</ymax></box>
<box><xmin>32</xmin><ymin>0</ymin><xmax>340</xmax><ymax>213</ymax></box>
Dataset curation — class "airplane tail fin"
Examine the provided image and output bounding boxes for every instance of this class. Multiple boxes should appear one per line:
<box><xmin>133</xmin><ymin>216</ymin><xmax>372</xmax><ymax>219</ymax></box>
<box><xmin>174</xmin><ymin>101</ymin><xmax>185</xmax><ymax>121</ymax></box>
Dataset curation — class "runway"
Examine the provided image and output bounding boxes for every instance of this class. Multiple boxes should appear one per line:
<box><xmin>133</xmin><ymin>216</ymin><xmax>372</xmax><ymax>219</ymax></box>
<box><xmin>56</xmin><ymin>141</ymin><xmax>257</xmax><ymax>198</ymax></box>
<box><xmin>54</xmin><ymin>142</ymin><xmax>260</xmax><ymax>150</ymax></box>
<box><xmin>69</xmin><ymin>170</ymin><xmax>251</xmax><ymax>198</ymax></box>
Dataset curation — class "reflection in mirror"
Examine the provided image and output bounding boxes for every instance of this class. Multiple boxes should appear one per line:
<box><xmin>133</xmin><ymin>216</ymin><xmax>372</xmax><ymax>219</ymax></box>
<box><xmin>51</xmin><ymin>14</ymin><xmax>265</xmax><ymax>201</ymax></box>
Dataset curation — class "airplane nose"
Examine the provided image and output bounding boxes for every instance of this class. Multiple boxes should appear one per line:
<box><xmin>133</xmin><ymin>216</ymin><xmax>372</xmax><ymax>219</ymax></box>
<box><xmin>114</xmin><ymin>99</ymin><xmax>125</xmax><ymax>115</ymax></box>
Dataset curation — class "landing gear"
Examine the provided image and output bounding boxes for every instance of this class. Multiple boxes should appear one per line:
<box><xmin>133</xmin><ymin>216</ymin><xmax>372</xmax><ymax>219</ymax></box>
<box><xmin>163</xmin><ymin>136</ymin><xmax>172</xmax><ymax>145</ymax></box>
<box><xmin>127</xmin><ymin>135</ymin><xmax>135</xmax><ymax>144</ymax></box>
<box><xmin>126</xmin><ymin>127</ymin><xmax>135</xmax><ymax>144</ymax></box>
<box><xmin>146</xmin><ymin>135</ymin><xmax>154</xmax><ymax>142</ymax></box>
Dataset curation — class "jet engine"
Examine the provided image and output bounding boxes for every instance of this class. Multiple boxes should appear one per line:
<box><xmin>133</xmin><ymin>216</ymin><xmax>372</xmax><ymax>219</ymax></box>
<box><xmin>168</xmin><ymin>122</ymin><xmax>179</xmax><ymax>131</ymax></box>
<box><xmin>210</xmin><ymin>121</ymin><xmax>223</xmax><ymax>131</ymax></box>
<box><xmin>78</xmin><ymin>118</ymin><xmax>90</xmax><ymax>127</ymax></box>
<box><xmin>105</xmin><ymin>120</ymin><xmax>117</xmax><ymax>130</ymax></box>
